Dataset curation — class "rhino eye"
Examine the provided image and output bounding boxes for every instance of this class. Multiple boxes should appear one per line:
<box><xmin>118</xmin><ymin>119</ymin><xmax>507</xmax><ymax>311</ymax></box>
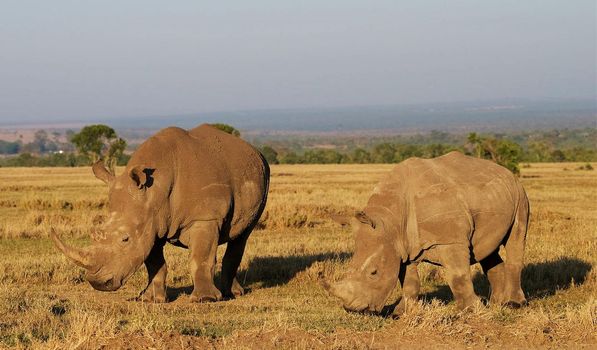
<box><xmin>370</xmin><ymin>269</ymin><xmax>378</xmax><ymax>276</ymax></box>
<box><xmin>121</xmin><ymin>235</ymin><xmax>129</xmax><ymax>243</ymax></box>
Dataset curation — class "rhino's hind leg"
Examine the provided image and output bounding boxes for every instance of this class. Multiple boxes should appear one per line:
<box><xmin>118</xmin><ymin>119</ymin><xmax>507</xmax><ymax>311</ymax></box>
<box><xmin>393</xmin><ymin>263</ymin><xmax>420</xmax><ymax>317</ymax></box>
<box><xmin>139</xmin><ymin>240</ymin><xmax>168</xmax><ymax>303</ymax></box>
<box><xmin>502</xmin><ymin>194</ymin><xmax>529</xmax><ymax>308</ymax></box>
<box><xmin>220</xmin><ymin>233</ymin><xmax>249</xmax><ymax>299</ymax></box>
<box><xmin>438</xmin><ymin>244</ymin><xmax>481</xmax><ymax>310</ymax></box>
<box><xmin>480</xmin><ymin>250</ymin><xmax>507</xmax><ymax>304</ymax></box>
<box><xmin>188</xmin><ymin>221</ymin><xmax>223</xmax><ymax>303</ymax></box>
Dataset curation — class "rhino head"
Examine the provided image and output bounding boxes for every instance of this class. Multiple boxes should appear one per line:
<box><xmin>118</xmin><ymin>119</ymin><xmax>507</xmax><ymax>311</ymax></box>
<box><xmin>325</xmin><ymin>211</ymin><xmax>402</xmax><ymax>313</ymax></box>
<box><xmin>52</xmin><ymin>161</ymin><xmax>160</xmax><ymax>292</ymax></box>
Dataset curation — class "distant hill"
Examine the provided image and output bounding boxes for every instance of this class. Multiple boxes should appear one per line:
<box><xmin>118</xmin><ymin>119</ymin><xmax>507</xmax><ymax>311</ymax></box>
<box><xmin>108</xmin><ymin>98</ymin><xmax>597</xmax><ymax>135</ymax></box>
<box><xmin>1</xmin><ymin>98</ymin><xmax>595</xmax><ymax>140</ymax></box>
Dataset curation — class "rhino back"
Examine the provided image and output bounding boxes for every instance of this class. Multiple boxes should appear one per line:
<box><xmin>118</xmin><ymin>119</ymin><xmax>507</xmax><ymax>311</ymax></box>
<box><xmin>187</xmin><ymin>125</ymin><xmax>269</xmax><ymax>238</ymax></box>
<box><xmin>368</xmin><ymin>152</ymin><xmax>521</xmax><ymax>260</ymax></box>
<box><xmin>128</xmin><ymin>125</ymin><xmax>268</xmax><ymax>241</ymax></box>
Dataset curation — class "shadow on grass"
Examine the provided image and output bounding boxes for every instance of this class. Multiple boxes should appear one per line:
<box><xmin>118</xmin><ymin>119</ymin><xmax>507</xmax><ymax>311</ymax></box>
<box><xmin>420</xmin><ymin>256</ymin><xmax>592</xmax><ymax>305</ymax></box>
<box><xmin>167</xmin><ymin>255</ymin><xmax>590</xmax><ymax>305</ymax></box>
<box><xmin>521</xmin><ymin>257</ymin><xmax>592</xmax><ymax>299</ymax></box>
<box><xmin>241</xmin><ymin>251</ymin><xmax>352</xmax><ymax>287</ymax></box>
<box><xmin>167</xmin><ymin>251</ymin><xmax>352</xmax><ymax>301</ymax></box>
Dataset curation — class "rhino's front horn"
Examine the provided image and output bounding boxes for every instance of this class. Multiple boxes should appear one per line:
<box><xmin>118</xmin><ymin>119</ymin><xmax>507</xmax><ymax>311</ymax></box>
<box><xmin>50</xmin><ymin>228</ymin><xmax>94</xmax><ymax>269</ymax></box>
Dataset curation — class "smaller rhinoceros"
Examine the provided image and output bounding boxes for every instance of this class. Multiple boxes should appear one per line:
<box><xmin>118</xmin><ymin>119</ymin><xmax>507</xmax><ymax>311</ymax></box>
<box><xmin>52</xmin><ymin>124</ymin><xmax>269</xmax><ymax>302</ymax></box>
<box><xmin>325</xmin><ymin>152</ymin><xmax>529</xmax><ymax>315</ymax></box>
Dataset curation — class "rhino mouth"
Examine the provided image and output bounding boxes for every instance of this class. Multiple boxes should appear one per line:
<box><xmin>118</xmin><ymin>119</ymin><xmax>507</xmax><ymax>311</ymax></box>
<box><xmin>89</xmin><ymin>276</ymin><xmax>123</xmax><ymax>291</ymax></box>
<box><xmin>87</xmin><ymin>266</ymin><xmax>123</xmax><ymax>292</ymax></box>
<box><xmin>342</xmin><ymin>301</ymin><xmax>369</xmax><ymax>312</ymax></box>
<box><xmin>325</xmin><ymin>279</ymin><xmax>391</xmax><ymax>314</ymax></box>
<box><xmin>343</xmin><ymin>300</ymin><xmax>385</xmax><ymax>313</ymax></box>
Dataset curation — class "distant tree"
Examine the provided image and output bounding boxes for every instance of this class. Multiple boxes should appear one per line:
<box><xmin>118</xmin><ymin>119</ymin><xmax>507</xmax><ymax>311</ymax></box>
<box><xmin>429</xmin><ymin>130</ymin><xmax>451</xmax><ymax>143</ymax></box>
<box><xmin>351</xmin><ymin>148</ymin><xmax>371</xmax><ymax>163</ymax></box>
<box><xmin>106</xmin><ymin>137</ymin><xmax>127</xmax><ymax>170</ymax></box>
<box><xmin>303</xmin><ymin>149</ymin><xmax>344</xmax><ymax>164</ymax></box>
<box><xmin>117</xmin><ymin>153</ymin><xmax>132</xmax><ymax>166</ymax></box>
<box><xmin>302</xmin><ymin>150</ymin><xmax>318</xmax><ymax>163</ymax></box>
<box><xmin>550</xmin><ymin>149</ymin><xmax>566</xmax><ymax>162</ymax></box>
<box><xmin>527</xmin><ymin>141</ymin><xmax>551</xmax><ymax>162</ymax></box>
<box><xmin>7</xmin><ymin>153</ymin><xmax>36</xmax><ymax>166</ymax></box>
<box><xmin>424</xmin><ymin>143</ymin><xmax>449</xmax><ymax>158</ymax></box>
<box><xmin>321</xmin><ymin>149</ymin><xmax>344</xmax><ymax>163</ymax></box>
<box><xmin>0</xmin><ymin>152</ymin><xmax>87</xmax><ymax>167</ymax></box>
<box><xmin>22</xmin><ymin>130</ymin><xmax>56</xmax><ymax>154</ymax></box>
<box><xmin>34</xmin><ymin>130</ymin><xmax>50</xmax><ymax>153</ymax></box>
<box><xmin>70</xmin><ymin>124</ymin><xmax>127</xmax><ymax>173</ymax></box>
<box><xmin>564</xmin><ymin>147</ymin><xmax>596</xmax><ymax>162</ymax></box>
<box><xmin>372</xmin><ymin>143</ymin><xmax>396</xmax><ymax>163</ymax></box>
<box><xmin>209</xmin><ymin>123</ymin><xmax>240</xmax><ymax>137</ymax></box>
<box><xmin>467</xmin><ymin>134</ymin><xmax>522</xmax><ymax>174</ymax></box>
<box><xmin>260</xmin><ymin>145</ymin><xmax>279</xmax><ymax>164</ymax></box>
<box><xmin>467</xmin><ymin>133</ymin><xmax>482</xmax><ymax>158</ymax></box>
<box><xmin>61</xmin><ymin>129</ymin><xmax>76</xmax><ymax>152</ymax></box>
<box><xmin>65</xmin><ymin>129</ymin><xmax>75</xmax><ymax>140</ymax></box>
<box><xmin>494</xmin><ymin>139</ymin><xmax>523</xmax><ymax>175</ymax></box>
<box><xmin>394</xmin><ymin>144</ymin><xmax>423</xmax><ymax>162</ymax></box>
<box><xmin>0</xmin><ymin>140</ymin><xmax>21</xmax><ymax>154</ymax></box>
<box><xmin>279</xmin><ymin>151</ymin><xmax>301</xmax><ymax>164</ymax></box>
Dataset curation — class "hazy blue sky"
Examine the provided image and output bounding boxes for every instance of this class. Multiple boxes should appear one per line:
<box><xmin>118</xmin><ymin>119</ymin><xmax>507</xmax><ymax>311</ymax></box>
<box><xmin>0</xmin><ymin>1</ymin><xmax>595</xmax><ymax>122</ymax></box>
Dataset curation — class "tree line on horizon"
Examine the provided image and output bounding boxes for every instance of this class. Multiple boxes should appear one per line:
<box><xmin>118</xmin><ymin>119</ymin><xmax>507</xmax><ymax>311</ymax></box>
<box><xmin>0</xmin><ymin>123</ymin><xmax>595</xmax><ymax>174</ymax></box>
<box><xmin>257</xmin><ymin>129</ymin><xmax>596</xmax><ymax>174</ymax></box>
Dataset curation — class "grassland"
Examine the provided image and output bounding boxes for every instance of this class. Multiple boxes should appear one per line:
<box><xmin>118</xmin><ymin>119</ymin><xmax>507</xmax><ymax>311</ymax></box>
<box><xmin>0</xmin><ymin>163</ymin><xmax>595</xmax><ymax>349</ymax></box>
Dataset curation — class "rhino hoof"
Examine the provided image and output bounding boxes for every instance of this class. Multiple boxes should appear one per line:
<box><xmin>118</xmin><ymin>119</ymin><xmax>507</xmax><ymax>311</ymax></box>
<box><xmin>504</xmin><ymin>300</ymin><xmax>528</xmax><ymax>309</ymax></box>
<box><xmin>221</xmin><ymin>279</ymin><xmax>245</xmax><ymax>300</ymax></box>
<box><xmin>391</xmin><ymin>306</ymin><xmax>405</xmax><ymax>319</ymax></box>
<box><xmin>136</xmin><ymin>293</ymin><xmax>167</xmax><ymax>303</ymax></box>
<box><xmin>190</xmin><ymin>287</ymin><xmax>222</xmax><ymax>303</ymax></box>
<box><xmin>222</xmin><ymin>290</ymin><xmax>243</xmax><ymax>300</ymax></box>
<box><xmin>231</xmin><ymin>283</ymin><xmax>245</xmax><ymax>297</ymax></box>
<box><xmin>191</xmin><ymin>295</ymin><xmax>220</xmax><ymax>303</ymax></box>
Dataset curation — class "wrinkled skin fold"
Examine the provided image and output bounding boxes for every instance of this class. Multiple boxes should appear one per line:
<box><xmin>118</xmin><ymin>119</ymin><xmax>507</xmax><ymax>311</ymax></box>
<box><xmin>326</xmin><ymin>152</ymin><xmax>529</xmax><ymax>315</ymax></box>
<box><xmin>53</xmin><ymin>124</ymin><xmax>270</xmax><ymax>302</ymax></box>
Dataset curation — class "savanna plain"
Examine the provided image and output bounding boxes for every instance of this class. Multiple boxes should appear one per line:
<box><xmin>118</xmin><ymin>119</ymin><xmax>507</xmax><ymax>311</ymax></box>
<box><xmin>0</xmin><ymin>163</ymin><xmax>595</xmax><ymax>349</ymax></box>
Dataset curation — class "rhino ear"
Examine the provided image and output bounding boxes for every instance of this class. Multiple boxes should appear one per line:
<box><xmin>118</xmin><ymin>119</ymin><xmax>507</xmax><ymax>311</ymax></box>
<box><xmin>92</xmin><ymin>160</ymin><xmax>114</xmax><ymax>184</ymax></box>
<box><xmin>129</xmin><ymin>166</ymin><xmax>154</xmax><ymax>189</ymax></box>
<box><xmin>354</xmin><ymin>211</ymin><xmax>376</xmax><ymax>229</ymax></box>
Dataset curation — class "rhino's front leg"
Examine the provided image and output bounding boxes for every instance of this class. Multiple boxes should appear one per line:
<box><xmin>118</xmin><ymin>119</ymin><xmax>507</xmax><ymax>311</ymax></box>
<box><xmin>138</xmin><ymin>240</ymin><xmax>167</xmax><ymax>303</ymax></box>
<box><xmin>393</xmin><ymin>263</ymin><xmax>420</xmax><ymax>317</ymax></box>
<box><xmin>438</xmin><ymin>244</ymin><xmax>480</xmax><ymax>310</ymax></box>
<box><xmin>188</xmin><ymin>220</ymin><xmax>222</xmax><ymax>302</ymax></box>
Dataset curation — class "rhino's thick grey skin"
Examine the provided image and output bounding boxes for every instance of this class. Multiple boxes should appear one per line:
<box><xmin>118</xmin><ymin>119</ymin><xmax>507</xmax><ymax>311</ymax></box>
<box><xmin>326</xmin><ymin>152</ymin><xmax>529</xmax><ymax>315</ymax></box>
<box><xmin>52</xmin><ymin>124</ymin><xmax>269</xmax><ymax>302</ymax></box>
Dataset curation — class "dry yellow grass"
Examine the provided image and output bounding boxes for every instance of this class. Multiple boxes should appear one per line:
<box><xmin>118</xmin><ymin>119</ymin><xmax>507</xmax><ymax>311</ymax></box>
<box><xmin>0</xmin><ymin>163</ymin><xmax>595</xmax><ymax>349</ymax></box>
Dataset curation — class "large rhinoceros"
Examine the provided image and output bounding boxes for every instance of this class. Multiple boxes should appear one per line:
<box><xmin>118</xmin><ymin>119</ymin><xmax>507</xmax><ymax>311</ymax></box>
<box><xmin>52</xmin><ymin>124</ymin><xmax>269</xmax><ymax>302</ymax></box>
<box><xmin>325</xmin><ymin>151</ymin><xmax>529</xmax><ymax>315</ymax></box>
